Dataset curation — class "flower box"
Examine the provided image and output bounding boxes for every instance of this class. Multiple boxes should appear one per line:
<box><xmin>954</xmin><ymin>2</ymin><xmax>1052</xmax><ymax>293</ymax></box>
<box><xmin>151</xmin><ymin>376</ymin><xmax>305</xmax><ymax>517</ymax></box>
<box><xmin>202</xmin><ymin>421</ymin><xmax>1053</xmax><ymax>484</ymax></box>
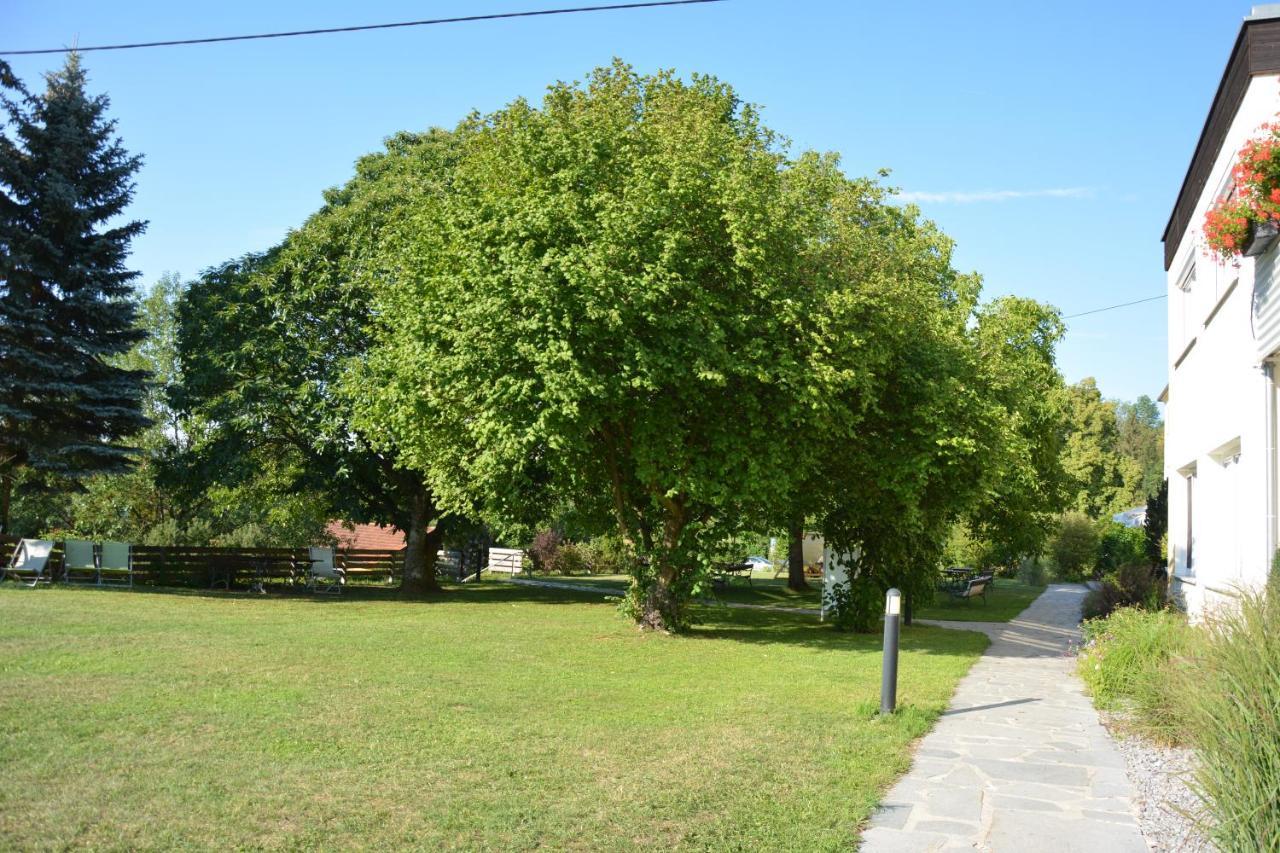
<box><xmin>1244</xmin><ymin>219</ymin><xmax>1280</xmax><ymax>257</ymax></box>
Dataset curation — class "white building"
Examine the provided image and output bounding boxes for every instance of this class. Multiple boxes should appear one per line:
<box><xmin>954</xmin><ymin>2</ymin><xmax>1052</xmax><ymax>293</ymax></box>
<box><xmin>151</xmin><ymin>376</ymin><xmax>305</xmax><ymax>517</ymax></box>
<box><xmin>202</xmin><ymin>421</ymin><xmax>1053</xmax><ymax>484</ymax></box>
<box><xmin>1163</xmin><ymin>6</ymin><xmax>1280</xmax><ymax>617</ymax></box>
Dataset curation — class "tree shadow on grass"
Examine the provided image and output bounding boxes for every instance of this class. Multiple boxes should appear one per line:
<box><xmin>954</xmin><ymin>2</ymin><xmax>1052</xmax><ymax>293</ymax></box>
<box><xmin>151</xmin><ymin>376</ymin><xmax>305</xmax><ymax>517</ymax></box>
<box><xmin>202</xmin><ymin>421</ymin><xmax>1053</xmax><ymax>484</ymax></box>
<box><xmin>27</xmin><ymin>577</ymin><xmax>621</xmax><ymax>608</ymax></box>
<box><xmin>686</xmin><ymin>604</ymin><xmax>990</xmax><ymax>657</ymax></box>
<box><xmin>8</xmin><ymin>579</ymin><xmax>988</xmax><ymax>658</ymax></box>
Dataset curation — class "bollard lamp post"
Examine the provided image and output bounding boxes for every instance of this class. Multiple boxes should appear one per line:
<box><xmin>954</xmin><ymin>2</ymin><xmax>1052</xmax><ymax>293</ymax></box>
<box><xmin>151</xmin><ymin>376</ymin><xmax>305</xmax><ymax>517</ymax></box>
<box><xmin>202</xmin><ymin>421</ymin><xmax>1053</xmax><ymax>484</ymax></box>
<box><xmin>880</xmin><ymin>587</ymin><xmax>901</xmax><ymax>715</ymax></box>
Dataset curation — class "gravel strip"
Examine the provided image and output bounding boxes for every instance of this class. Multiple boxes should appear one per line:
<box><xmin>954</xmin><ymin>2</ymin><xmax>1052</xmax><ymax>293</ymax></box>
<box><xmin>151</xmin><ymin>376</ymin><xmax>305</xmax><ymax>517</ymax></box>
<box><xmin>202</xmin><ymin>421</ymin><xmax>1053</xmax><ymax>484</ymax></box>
<box><xmin>1102</xmin><ymin>711</ymin><xmax>1216</xmax><ymax>852</ymax></box>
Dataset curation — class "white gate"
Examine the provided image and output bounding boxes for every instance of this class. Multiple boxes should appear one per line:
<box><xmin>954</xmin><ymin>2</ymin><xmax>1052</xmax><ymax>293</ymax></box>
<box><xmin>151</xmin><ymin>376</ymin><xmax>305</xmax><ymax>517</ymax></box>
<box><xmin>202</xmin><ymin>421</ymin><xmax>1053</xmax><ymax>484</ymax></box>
<box><xmin>487</xmin><ymin>547</ymin><xmax>525</xmax><ymax>574</ymax></box>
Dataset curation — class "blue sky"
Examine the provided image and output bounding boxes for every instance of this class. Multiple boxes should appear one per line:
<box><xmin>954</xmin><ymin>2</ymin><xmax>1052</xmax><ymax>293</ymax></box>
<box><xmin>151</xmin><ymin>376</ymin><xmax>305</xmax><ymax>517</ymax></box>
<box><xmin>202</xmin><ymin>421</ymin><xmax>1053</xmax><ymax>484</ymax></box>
<box><xmin>3</xmin><ymin>0</ymin><xmax>1248</xmax><ymax>403</ymax></box>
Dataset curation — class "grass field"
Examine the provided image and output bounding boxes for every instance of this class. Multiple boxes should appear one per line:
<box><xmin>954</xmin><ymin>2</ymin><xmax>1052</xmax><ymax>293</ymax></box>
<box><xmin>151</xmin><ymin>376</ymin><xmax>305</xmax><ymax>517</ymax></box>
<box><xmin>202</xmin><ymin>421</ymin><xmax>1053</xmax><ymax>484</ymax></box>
<box><xmin>531</xmin><ymin>573</ymin><xmax>1046</xmax><ymax>623</ymax></box>
<box><xmin>0</xmin><ymin>582</ymin><xmax>986</xmax><ymax>850</ymax></box>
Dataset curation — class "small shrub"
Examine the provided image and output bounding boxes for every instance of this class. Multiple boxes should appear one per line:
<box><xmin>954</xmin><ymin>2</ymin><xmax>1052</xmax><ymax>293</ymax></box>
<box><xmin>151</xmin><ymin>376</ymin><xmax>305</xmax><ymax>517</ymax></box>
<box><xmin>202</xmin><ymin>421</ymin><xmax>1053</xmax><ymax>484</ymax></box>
<box><xmin>1116</xmin><ymin>562</ymin><xmax>1167</xmax><ymax>610</ymax></box>
<box><xmin>1078</xmin><ymin>607</ymin><xmax>1194</xmax><ymax>745</ymax></box>
<box><xmin>1017</xmin><ymin>557</ymin><xmax>1046</xmax><ymax>587</ymax></box>
<box><xmin>579</xmin><ymin>534</ymin><xmax>632</xmax><ymax>575</ymax></box>
<box><xmin>1082</xmin><ymin>563</ymin><xmax>1168</xmax><ymax>621</ymax></box>
<box><xmin>823</xmin><ymin>577</ymin><xmax>883</xmax><ymax>633</ymax></box>
<box><xmin>1081</xmin><ymin>582</ymin><xmax>1125</xmax><ymax>621</ymax></box>
<box><xmin>1050</xmin><ymin>512</ymin><xmax>1098</xmax><ymax>581</ymax></box>
<box><xmin>552</xmin><ymin>542</ymin><xmax>589</xmax><ymax>576</ymax></box>
<box><xmin>1179</xmin><ymin>590</ymin><xmax>1280</xmax><ymax>850</ymax></box>
<box><xmin>1096</xmin><ymin>522</ymin><xmax>1146</xmax><ymax>575</ymax></box>
<box><xmin>527</xmin><ymin>529</ymin><xmax>564</xmax><ymax>574</ymax></box>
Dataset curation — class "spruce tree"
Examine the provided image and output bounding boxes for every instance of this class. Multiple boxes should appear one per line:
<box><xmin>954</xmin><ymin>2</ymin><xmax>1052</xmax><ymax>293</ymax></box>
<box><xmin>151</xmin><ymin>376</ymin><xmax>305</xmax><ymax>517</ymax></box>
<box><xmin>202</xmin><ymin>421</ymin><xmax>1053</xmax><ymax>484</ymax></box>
<box><xmin>0</xmin><ymin>54</ymin><xmax>149</xmax><ymax>533</ymax></box>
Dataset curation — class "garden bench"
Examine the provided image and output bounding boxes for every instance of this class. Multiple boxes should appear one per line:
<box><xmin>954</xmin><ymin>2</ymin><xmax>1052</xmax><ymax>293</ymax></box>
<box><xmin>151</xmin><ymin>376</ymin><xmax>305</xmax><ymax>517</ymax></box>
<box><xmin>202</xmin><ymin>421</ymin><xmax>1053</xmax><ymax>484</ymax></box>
<box><xmin>937</xmin><ymin>566</ymin><xmax>973</xmax><ymax>594</ymax></box>
<box><xmin>950</xmin><ymin>575</ymin><xmax>991</xmax><ymax>604</ymax></box>
<box><xmin>716</xmin><ymin>561</ymin><xmax>753</xmax><ymax>586</ymax></box>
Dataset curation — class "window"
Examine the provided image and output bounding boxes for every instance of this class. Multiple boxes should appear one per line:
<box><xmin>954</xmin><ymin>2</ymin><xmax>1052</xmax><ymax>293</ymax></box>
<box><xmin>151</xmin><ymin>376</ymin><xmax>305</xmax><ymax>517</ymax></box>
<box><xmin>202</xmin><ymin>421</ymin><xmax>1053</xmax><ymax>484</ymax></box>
<box><xmin>1185</xmin><ymin>466</ymin><xmax>1196</xmax><ymax>573</ymax></box>
<box><xmin>1178</xmin><ymin>259</ymin><xmax>1196</xmax><ymax>293</ymax></box>
<box><xmin>1210</xmin><ymin>439</ymin><xmax>1243</xmax><ymax>580</ymax></box>
<box><xmin>1176</xmin><ymin>258</ymin><xmax>1196</xmax><ymax>352</ymax></box>
<box><xmin>1221</xmin><ymin>453</ymin><xmax>1242</xmax><ymax>579</ymax></box>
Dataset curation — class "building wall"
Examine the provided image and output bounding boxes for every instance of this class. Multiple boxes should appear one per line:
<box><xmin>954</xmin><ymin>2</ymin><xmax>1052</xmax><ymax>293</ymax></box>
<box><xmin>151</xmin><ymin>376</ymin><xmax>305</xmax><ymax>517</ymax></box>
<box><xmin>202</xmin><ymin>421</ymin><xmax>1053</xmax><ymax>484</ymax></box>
<box><xmin>1165</xmin><ymin>73</ymin><xmax>1280</xmax><ymax>618</ymax></box>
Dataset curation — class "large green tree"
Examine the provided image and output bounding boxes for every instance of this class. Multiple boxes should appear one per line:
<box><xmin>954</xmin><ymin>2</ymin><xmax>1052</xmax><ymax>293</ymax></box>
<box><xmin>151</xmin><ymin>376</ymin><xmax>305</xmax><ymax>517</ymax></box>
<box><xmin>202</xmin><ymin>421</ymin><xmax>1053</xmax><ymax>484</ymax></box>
<box><xmin>1061</xmin><ymin>378</ymin><xmax>1140</xmax><ymax>517</ymax></box>
<box><xmin>5</xmin><ymin>273</ymin><xmax>334</xmax><ymax>546</ymax></box>
<box><xmin>814</xmin><ymin>292</ymin><xmax>1068</xmax><ymax>623</ymax></box>
<box><xmin>1116</xmin><ymin>394</ymin><xmax>1163</xmax><ymax>503</ymax></box>
<box><xmin>172</xmin><ymin>131</ymin><xmax>465</xmax><ymax>592</ymax></box>
<box><xmin>53</xmin><ymin>274</ymin><xmax>332</xmax><ymax>547</ymax></box>
<box><xmin>962</xmin><ymin>297</ymin><xmax>1071</xmax><ymax>561</ymax></box>
<box><xmin>357</xmin><ymin>65</ymin><xmax>874</xmax><ymax>629</ymax></box>
<box><xmin>353</xmin><ymin>62</ymin><xmax>1070</xmax><ymax>631</ymax></box>
<box><xmin>0</xmin><ymin>54</ymin><xmax>149</xmax><ymax>532</ymax></box>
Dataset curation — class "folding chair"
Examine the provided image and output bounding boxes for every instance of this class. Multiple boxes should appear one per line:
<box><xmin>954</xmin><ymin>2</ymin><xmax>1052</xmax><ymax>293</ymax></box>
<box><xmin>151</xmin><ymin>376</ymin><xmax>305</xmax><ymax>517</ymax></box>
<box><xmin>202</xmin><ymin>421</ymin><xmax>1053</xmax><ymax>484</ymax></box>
<box><xmin>307</xmin><ymin>546</ymin><xmax>344</xmax><ymax>594</ymax></box>
<box><xmin>2</xmin><ymin>539</ymin><xmax>56</xmax><ymax>587</ymax></box>
<box><xmin>63</xmin><ymin>539</ymin><xmax>99</xmax><ymax>586</ymax></box>
<box><xmin>98</xmin><ymin>542</ymin><xmax>133</xmax><ymax>588</ymax></box>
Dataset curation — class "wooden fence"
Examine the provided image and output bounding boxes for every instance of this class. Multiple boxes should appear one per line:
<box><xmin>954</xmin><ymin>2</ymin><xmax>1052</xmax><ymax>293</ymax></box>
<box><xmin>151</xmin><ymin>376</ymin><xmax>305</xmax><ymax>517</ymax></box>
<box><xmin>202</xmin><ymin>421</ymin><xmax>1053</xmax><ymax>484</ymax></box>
<box><xmin>0</xmin><ymin>535</ymin><xmax>404</xmax><ymax>590</ymax></box>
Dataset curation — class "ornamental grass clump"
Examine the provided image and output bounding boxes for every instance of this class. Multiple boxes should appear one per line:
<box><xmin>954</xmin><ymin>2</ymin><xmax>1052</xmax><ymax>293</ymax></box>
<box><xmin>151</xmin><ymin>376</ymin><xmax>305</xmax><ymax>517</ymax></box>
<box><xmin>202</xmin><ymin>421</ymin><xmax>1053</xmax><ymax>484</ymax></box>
<box><xmin>1178</xmin><ymin>589</ymin><xmax>1280</xmax><ymax>852</ymax></box>
<box><xmin>1077</xmin><ymin>607</ymin><xmax>1194</xmax><ymax>745</ymax></box>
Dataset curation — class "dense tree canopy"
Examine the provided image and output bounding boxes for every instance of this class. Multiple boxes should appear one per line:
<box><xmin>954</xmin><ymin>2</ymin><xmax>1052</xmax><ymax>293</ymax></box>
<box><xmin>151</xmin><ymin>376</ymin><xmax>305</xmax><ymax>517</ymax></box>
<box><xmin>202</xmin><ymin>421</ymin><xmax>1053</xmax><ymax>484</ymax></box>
<box><xmin>1116</xmin><ymin>394</ymin><xmax>1164</xmax><ymax>502</ymax></box>
<box><xmin>1062</xmin><ymin>378</ymin><xmax>1144</xmax><ymax>518</ymax></box>
<box><xmin>962</xmin><ymin>298</ymin><xmax>1072</xmax><ymax>560</ymax></box>
<box><xmin>356</xmin><ymin>65</ymin><xmax>851</xmax><ymax>628</ymax></box>
<box><xmin>351</xmin><ymin>62</ymin><xmax>1070</xmax><ymax>630</ymax></box>
<box><xmin>171</xmin><ymin>131</ymin><xmax>467</xmax><ymax>591</ymax></box>
<box><xmin>0</xmin><ymin>54</ymin><xmax>148</xmax><ymax>532</ymax></box>
<box><xmin>815</xmin><ymin>293</ymin><xmax>1069</xmax><ymax>622</ymax></box>
<box><xmin>5</xmin><ymin>273</ymin><xmax>335</xmax><ymax>546</ymax></box>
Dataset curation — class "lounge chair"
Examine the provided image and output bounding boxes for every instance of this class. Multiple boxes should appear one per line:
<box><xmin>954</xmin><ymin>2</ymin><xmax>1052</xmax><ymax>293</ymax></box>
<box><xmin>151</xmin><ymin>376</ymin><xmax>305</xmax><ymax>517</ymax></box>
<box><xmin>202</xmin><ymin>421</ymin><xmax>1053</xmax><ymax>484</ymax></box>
<box><xmin>99</xmin><ymin>541</ymin><xmax>133</xmax><ymax>588</ymax></box>
<box><xmin>307</xmin><ymin>546</ymin><xmax>344</xmax><ymax>595</ymax></box>
<box><xmin>63</xmin><ymin>539</ymin><xmax>99</xmax><ymax>585</ymax></box>
<box><xmin>2</xmin><ymin>539</ymin><xmax>56</xmax><ymax>587</ymax></box>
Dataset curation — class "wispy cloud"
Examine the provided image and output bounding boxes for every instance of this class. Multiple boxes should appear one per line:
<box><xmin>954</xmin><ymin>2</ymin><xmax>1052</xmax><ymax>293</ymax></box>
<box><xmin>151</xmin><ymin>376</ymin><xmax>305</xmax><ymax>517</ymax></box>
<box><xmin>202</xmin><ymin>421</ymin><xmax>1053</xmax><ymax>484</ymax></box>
<box><xmin>895</xmin><ymin>187</ymin><xmax>1096</xmax><ymax>204</ymax></box>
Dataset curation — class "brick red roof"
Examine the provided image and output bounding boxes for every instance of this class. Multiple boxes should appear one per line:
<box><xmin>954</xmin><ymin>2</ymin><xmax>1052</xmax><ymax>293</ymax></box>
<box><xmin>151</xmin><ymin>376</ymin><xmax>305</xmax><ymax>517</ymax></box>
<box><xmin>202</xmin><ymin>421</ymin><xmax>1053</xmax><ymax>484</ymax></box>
<box><xmin>327</xmin><ymin>522</ymin><xmax>406</xmax><ymax>551</ymax></box>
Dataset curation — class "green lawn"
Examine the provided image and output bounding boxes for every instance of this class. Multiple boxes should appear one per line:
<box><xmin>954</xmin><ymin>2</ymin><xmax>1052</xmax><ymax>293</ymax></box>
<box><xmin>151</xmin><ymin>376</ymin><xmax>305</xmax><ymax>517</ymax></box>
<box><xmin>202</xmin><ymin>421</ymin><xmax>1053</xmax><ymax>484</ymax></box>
<box><xmin>532</xmin><ymin>573</ymin><xmax>1046</xmax><ymax>623</ymax></box>
<box><xmin>0</xmin><ymin>583</ymin><xmax>986</xmax><ymax>850</ymax></box>
<box><xmin>914</xmin><ymin>579</ymin><xmax>1046</xmax><ymax>622</ymax></box>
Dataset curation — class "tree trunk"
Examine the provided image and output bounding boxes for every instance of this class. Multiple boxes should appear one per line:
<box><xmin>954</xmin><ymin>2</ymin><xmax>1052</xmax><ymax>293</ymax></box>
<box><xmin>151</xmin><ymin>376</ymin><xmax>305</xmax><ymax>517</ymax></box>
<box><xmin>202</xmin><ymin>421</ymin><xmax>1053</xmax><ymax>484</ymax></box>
<box><xmin>639</xmin><ymin>561</ymin><xmax>683</xmax><ymax>632</ymax></box>
<box><xmin>401</xmin><ymin>489</ymin><xmax>442</xmax><ymax>596</ymax></box>
<box><xmin>903</xmin><ymin>590</ymin><xmax>913</xmax><ymax>627</ymax></box>
<box><xmin>787</xmin><ymin>518</ymin><xmax>808</xmax><ymax>591</ymax></box>
<box><xmin>637</xmin><ymin>502</ymin><xmax>688</xmax><ymax>632</ymax></box>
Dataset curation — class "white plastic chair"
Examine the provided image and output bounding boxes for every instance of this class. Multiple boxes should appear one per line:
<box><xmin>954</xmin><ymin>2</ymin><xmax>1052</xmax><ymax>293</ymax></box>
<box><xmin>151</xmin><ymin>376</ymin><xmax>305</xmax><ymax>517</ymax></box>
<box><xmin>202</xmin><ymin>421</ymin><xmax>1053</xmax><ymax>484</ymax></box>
<box><xmin>307</xmin><ymin>546</ymin><xmax>344</xmax><ymax>595</ymax></box>
<box><xmin>63</xmin><ymin>539</ymin><xmax>98</xmax><ymax>585</ymax></box>
<box><xmin>2</xmin><ymin>539</ymin><xmax>55</xmax><ymax>587</ymax></box>
<box><xmin>99</xmin><ymin>542</ymin><xmax>133</xmax><ymax>588</ymax></box>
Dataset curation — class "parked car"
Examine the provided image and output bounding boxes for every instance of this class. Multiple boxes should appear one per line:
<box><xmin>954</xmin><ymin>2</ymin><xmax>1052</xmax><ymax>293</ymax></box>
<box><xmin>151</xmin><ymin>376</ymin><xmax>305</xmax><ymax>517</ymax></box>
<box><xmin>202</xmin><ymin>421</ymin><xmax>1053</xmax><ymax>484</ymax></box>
<box><xmin>743</xmin><ymin>556</ymin><xmax>772</xmax><ymax>572</ymax></box>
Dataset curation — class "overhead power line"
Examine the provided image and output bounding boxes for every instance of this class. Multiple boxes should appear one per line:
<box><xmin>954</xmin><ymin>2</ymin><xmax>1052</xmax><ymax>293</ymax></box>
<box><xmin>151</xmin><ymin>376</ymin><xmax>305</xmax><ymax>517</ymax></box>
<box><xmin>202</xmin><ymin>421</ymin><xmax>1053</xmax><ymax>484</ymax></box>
<box><xmin>0</xmin><ymin>0</ymin><xmax>727</xmax><ymax>56</ymax></box>
<box><xmin>1063</xmin><ymin>294</ymin><xmax>1166</xmax><ymax>319</ymax></box>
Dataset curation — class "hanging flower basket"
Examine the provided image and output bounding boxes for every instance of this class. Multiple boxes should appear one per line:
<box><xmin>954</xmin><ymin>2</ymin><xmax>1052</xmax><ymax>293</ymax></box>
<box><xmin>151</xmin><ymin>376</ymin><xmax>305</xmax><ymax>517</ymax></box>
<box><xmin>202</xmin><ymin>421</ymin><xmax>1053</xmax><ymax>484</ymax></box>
<box><xmin>1244</xmin><ymin>218</ymin><xmax>1280</xmax><ymax>257</ymax></box>
<box><xmin>1204</xmin><ymin>120</ymin><xmax>1280</xmax><ymax>261</ymax></box>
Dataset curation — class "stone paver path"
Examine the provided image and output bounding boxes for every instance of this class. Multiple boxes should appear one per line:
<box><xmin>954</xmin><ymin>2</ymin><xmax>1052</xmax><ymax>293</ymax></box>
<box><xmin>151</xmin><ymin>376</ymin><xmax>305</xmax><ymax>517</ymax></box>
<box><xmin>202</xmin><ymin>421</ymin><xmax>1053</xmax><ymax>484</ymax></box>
<box><xmin>860</xmin><ymin>583</ymin><xmax>1148</xmax><ymax>853</ymax></box>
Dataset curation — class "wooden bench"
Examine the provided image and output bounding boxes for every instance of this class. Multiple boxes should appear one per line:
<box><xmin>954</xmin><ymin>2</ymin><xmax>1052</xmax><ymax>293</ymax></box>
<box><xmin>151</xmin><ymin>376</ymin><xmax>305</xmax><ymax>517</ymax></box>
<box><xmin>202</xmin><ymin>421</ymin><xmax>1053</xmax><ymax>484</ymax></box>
<box><xmin>950</xmin><ymin>575</ymin><xmax>992</xmax><ymax>604</ymax></box>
